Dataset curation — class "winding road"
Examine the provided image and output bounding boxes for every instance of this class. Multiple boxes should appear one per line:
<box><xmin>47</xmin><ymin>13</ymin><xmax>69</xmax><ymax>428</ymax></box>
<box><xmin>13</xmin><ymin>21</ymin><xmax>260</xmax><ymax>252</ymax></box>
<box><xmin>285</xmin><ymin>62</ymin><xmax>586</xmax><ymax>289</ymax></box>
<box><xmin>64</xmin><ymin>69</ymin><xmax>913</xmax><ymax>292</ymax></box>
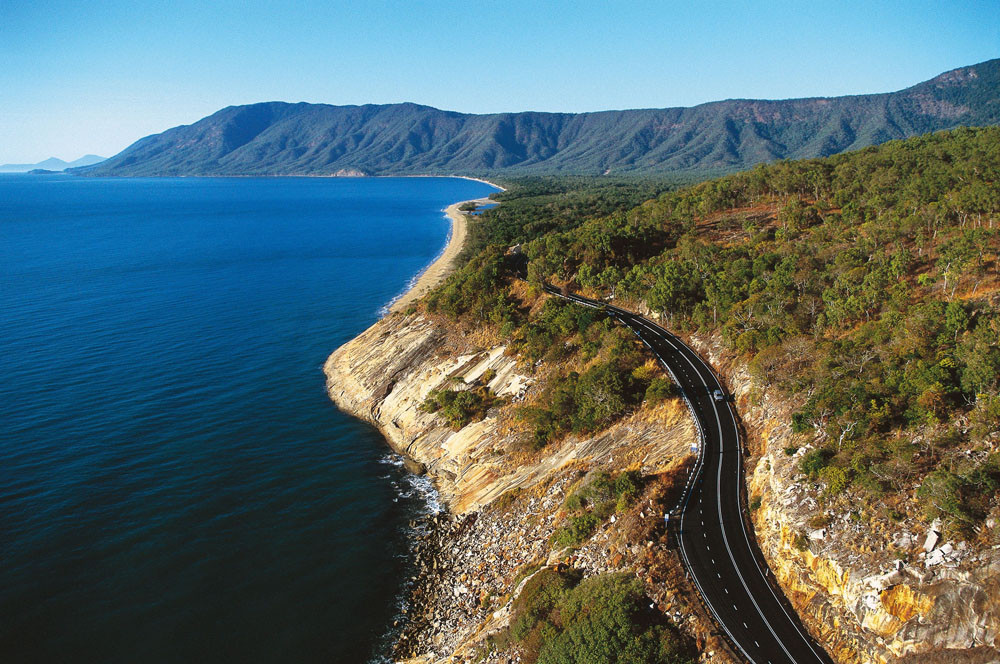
<box><xmin>544</xmin><ymin>286</ymin><xmax>833</xmax><ymax>664</ymax></box>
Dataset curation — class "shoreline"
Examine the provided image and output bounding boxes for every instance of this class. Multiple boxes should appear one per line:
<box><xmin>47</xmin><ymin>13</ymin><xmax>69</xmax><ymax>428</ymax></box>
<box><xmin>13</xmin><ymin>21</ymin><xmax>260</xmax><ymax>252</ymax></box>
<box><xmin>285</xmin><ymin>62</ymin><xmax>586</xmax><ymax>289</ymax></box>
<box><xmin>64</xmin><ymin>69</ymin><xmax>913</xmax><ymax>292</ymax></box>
<box><xmin>68</xmin><ymin>171</ymin><xmax>508</xmax><ymax>190</ymax></box>
<box><xmin>387</xmin><ymin>194</ymin><xmax>498</xmax><ymax>314</ymax></box>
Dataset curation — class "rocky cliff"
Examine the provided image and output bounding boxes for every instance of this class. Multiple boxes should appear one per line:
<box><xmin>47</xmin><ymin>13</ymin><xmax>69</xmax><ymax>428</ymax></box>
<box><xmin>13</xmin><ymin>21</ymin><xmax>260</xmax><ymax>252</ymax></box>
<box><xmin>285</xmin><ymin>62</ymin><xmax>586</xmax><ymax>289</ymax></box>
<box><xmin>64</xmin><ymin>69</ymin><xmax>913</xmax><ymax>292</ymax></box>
<box><xmin>324</xmin><ymin>311</ymin><xmax>739</xmax><ymax>663</ymax></box>
<box><xmin>325</xmin><ymin>307</ymin><xmax>999</xmax><ymax>663</ymax></box>
<box><xmin>325</xmin><ymin>312</ymin><xmax>695</xmax><ymax>513</ymax></box>
<box><xmin>687</xmin><ymin>334</ymin><xmax>1000</xmax><ymax>664</ymax></box>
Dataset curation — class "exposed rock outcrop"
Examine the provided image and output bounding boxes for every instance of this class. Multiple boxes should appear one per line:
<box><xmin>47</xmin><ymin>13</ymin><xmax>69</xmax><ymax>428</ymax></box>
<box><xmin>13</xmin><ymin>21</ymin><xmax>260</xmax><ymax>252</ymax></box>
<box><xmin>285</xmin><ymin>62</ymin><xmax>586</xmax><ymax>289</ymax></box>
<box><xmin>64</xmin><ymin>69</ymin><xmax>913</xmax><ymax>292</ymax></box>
<box><xmin>324</xmin><ymin>311</ymin><xmax>713</xmax><ymax>662</ymax></box>
<box><xmin>325</xmin><ymin>312</ymin><xmax>695</xmax><ymax>514</ymax></box>
<box><xmin>688</xmin><ymin>334</ymin><xmax>1000</xmax><ymax>664</ymax></box>
<box><xmin>326</xmin><ymin>307</ymin><xmax>999</xmax><ymax>664</ymax></box>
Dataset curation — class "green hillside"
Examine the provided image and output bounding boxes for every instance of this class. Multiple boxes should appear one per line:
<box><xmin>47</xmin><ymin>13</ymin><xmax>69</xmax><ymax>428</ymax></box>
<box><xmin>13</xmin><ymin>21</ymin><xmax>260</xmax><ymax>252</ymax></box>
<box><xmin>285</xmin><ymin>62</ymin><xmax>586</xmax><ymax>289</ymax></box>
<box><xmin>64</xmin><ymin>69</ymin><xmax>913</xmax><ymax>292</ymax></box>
<box><xmin>83</xmin><ymin>59</ymin><xmax>1000</xmax><ymax>177</ymax></box>
<box><xmin>430</xmin><ymin>125</ymin><xmax>1000</xmax><ymax>539</ymax></box>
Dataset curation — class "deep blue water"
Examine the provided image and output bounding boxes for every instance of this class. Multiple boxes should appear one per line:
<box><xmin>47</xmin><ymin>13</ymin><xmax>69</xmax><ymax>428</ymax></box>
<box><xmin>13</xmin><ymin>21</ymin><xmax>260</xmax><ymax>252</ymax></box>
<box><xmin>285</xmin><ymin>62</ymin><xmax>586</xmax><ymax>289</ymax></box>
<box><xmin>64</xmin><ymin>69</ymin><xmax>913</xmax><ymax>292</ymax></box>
<box><xmin>0</xmin><ymin>175</ymin><xmax>497</xmax><ymax>663</ymax></box>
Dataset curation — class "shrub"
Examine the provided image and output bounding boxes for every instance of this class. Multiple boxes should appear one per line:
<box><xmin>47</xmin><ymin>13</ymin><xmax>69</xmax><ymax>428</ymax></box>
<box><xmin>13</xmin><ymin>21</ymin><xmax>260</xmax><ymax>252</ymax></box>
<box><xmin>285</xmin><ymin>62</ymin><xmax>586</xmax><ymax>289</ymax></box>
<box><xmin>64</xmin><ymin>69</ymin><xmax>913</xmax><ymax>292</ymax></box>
<box><xmin>420</xmin><ymin>385</ymin><xmax>500</xmax><ymax>429</ymax></box>
<box><xmin>799</xmin><ymin>447</ymin><xmax>834</xmax><ymax>478</ymax></box>
<box><xmin>511</xmin><ymin>568</ymin><xmax>580</xmax><ymax>641</ymax></box>
<box><xmin>550</xmin><ymin>513</ymin><xmax>600</xmax><ymax>549</ymax></box>
<box><xmin>644</xmin><ymin>377</ymin><xmax>677</xmax><ymax>404</ymax></box>
<box><xmin>553</xmin><ymin>471</ymin><xmax>645</xmax><ymax>548</ymax></box>
<box><xmin>508</xmin><ymin>570</ymin><xmax>696</xmax><ymax>664</ymax></box>
<box><xmin>564</xmin><ymin>492</ymin><xmax>586</xmax><ymax>512</ymax></box>
<box><xmin>614</xmin><ymin>470</ymin><xmax>642</xmax><ymax>504</ymax></box>
<box><xmin>791</xmin><ymin>412</ymin><xmax>812</xmax><ymax>434</ymax></box>
<box><xmin>819</xmin><ymin>465</ymin><xmax>850</xmax><ymax>495</ymax></box>
<box><xmin>573</xmin><ymin>364</ymin><xmax>629</xmax><ymax>431</ymax></box>
<box><xmin>494</xmin><ymin>487</ymin><xmax>522</xmax><ymax>512</ymax></box>
<box><xmin>808</xmin><ymin>514</ymin><xmax>831</xmax><ymax>529</ymax></box>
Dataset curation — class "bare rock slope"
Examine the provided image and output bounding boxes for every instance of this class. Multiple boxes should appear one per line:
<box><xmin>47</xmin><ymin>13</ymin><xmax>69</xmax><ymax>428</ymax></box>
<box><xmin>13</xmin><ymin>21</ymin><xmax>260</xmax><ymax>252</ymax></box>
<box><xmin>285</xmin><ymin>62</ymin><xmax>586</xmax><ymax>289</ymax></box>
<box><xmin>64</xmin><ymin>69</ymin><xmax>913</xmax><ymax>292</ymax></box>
<box><xmin>324</xmin><ymin>312</ymin><xmax>709</xmax><ymax>662</ymax></box>
<box><xmin>689</xmin><ymin>335</ymin><xmax>1000</xmax><ymax>664</ymax></box>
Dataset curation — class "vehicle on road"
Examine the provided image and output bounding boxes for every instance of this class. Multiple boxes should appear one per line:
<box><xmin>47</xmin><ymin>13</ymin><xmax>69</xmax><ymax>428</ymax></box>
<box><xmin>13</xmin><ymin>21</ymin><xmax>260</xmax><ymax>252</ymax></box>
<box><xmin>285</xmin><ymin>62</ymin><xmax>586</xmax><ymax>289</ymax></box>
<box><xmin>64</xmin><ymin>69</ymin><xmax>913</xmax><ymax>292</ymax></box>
<box><xmin>712</xmin><ymin>389</ymin><xmax>724</xmax><ymax>401</ymax></box>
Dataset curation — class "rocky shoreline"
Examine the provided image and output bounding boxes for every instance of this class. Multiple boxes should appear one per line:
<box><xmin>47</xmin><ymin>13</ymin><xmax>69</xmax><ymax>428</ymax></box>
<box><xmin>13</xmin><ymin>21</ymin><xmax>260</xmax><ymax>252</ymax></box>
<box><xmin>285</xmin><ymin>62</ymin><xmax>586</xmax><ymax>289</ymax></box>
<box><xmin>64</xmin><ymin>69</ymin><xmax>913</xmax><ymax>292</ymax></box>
<box><xmin>324</xmin><ymin>310</ymin><xmax>732</xmax><ymax>662</ymax></box>
<box><xmin>325</xmin><ymin>303</ymin><xmax>1000</xmax><ymax>663</ymax></box>
<box><xmin>389</xmin><ymin>465</ymin><xmax>734</xmax><ymax>664</ymax></box>
<box><xmin>394</xmin><ymin>511</ymin><xmax>466</xmax><ymax>661</ymax></box>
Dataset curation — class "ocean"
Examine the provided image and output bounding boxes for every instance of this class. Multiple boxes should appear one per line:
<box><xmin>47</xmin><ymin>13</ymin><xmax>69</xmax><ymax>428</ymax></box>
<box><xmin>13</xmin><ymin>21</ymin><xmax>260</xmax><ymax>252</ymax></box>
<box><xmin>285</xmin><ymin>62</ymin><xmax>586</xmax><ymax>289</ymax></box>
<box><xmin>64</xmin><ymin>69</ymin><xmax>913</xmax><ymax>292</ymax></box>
<box><xmin>0</xmin><ymin>174</ymin><xmax>498</xmax><ymax>662</ymax></box>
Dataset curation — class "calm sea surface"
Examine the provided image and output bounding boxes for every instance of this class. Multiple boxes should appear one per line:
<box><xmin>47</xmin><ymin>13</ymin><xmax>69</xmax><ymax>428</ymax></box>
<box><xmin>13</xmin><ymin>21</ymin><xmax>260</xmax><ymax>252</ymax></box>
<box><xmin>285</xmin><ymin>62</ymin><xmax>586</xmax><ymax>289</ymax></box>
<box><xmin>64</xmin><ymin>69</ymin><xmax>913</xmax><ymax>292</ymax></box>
<box><xmin>0</xmin><ymin>175</ymin><xmax>497</xmax><ymax>663</ymax></box>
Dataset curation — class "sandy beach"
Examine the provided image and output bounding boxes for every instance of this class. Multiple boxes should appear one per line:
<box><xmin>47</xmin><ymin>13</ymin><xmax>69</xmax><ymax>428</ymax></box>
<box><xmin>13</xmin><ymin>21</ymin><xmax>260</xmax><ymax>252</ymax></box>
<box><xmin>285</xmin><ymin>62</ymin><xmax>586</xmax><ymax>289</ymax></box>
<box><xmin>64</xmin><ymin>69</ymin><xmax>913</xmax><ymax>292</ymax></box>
<box><xmin>388</xmin><ymin>195</ymin><xmax>497</xmax><ymax>313</ymax></box>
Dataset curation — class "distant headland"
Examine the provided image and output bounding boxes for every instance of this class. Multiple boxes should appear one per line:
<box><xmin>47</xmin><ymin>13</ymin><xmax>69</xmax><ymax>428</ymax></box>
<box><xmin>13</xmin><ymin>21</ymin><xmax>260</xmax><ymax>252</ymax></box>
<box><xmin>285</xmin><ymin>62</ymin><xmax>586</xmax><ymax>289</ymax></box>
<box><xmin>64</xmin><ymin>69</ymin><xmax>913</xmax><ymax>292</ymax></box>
<box><xmin>1</xmin><ymin>155</ymin><xmax>105</xmax><ymax>173</ymax></box>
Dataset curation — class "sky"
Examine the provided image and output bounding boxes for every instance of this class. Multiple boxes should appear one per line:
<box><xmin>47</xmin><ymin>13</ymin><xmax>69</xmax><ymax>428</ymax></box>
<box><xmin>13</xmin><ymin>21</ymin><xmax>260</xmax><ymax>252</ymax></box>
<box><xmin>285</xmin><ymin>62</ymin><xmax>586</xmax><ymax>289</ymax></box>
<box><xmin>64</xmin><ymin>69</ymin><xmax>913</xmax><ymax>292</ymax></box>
<box><xmin>1</xmin><ymin>0</ymin><xmax>998</xmax><ymax>163</ymax></box>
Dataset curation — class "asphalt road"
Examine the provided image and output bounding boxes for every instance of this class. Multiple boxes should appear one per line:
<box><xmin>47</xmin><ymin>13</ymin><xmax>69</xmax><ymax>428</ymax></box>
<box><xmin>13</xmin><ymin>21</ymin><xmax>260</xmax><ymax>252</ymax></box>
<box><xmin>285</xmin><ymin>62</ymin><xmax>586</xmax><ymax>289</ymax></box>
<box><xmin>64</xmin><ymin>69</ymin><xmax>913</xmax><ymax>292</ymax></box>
<box><xmin>545</xmin><ymin>286</ymin><xmax>833</xmax><ymax>664</ymax></box>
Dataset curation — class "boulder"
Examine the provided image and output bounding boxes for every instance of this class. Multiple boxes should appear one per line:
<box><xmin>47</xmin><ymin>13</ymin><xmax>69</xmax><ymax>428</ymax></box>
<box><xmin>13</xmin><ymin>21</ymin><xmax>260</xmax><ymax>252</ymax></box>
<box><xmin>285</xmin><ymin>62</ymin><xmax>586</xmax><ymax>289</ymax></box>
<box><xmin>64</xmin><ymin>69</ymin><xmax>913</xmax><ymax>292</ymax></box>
<box><xmin>923</xmin><ymin>529</ymin><xmax>940</xmax><ymax>553</ymax></box>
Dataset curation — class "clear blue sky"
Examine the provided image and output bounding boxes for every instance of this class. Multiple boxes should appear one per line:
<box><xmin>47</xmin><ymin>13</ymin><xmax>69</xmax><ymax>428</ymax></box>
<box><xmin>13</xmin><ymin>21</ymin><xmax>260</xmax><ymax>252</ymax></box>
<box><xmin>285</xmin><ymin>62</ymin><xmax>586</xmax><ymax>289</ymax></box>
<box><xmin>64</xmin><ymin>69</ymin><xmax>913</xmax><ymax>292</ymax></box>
<box><xmin>1</xmin><ymin>0</ymin><xmax>997</xmax><ymax>163</ymax></box>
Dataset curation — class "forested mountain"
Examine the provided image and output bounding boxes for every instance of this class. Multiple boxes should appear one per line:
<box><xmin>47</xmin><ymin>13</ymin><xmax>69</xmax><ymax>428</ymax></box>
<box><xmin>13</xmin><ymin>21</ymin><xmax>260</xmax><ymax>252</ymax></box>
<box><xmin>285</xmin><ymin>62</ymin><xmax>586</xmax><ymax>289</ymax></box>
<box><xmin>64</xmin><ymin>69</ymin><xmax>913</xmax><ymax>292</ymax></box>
<box><xmin>83</xmin><ymin>59</ymin><xmax>999</xmax><ymax>177</ymax></box>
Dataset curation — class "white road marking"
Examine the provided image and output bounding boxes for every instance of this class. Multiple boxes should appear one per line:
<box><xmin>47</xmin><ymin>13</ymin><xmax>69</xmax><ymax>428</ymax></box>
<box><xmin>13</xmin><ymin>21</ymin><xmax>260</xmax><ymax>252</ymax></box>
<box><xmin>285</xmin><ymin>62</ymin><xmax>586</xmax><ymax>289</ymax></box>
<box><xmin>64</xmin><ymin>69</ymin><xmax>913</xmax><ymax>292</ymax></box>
<box><xmin>549</xmin><ymin>291</ymin><xmax>815</xmax><ymax>664</ymax></box>
<box><xmin>628</xmin><ymin>312</ymin><xmax>804</xmax><ymax>663</ymax></box>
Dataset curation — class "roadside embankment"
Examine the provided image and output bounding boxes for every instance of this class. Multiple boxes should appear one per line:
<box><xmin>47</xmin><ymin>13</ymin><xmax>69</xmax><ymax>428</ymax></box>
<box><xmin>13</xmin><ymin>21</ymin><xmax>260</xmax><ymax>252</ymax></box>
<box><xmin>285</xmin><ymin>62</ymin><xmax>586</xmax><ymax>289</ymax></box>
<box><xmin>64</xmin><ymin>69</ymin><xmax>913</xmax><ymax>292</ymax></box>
<box><xmin>683</xmin><ymin>333</ymin><xmax>1000</xmax><ymax>664</ymax></box>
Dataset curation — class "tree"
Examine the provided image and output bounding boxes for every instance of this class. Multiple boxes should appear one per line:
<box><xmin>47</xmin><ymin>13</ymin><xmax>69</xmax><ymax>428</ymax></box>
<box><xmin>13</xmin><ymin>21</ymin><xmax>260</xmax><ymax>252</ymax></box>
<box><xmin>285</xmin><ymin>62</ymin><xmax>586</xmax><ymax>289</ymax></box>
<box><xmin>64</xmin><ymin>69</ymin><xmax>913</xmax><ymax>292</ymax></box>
<box><xmin>647</xmin><ymin>259</ymin><xmax>702</xmax><ymax>316</ymax></box>
<box><xmin>573</xmin><ymin>364</ymin><xmax>628</xmax><ymax>432</ymax></box>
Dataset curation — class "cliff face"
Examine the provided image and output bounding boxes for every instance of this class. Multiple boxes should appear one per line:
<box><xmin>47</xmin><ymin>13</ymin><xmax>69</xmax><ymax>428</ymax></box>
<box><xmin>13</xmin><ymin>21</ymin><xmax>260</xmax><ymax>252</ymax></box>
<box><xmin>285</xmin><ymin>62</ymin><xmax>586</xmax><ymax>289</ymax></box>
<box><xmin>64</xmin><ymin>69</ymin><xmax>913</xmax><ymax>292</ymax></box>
<box><xmin>324</xmin><ymin>312</ymin><xmax>725</xmax><ymax>662</ymax></box>
<box><xmin>325</xmin><ymin>312</ymin><xmax>695</xmax><ymax>514</ymax></box>
<box><xmin>326</xmin><ymin>309</ymin><xmax>999</xmax><ymax>663</ymax></box>
<box><xmin>688</xmin><ymin>334</ymin><xmax>1000</xmax><ymax>664</ymax></box>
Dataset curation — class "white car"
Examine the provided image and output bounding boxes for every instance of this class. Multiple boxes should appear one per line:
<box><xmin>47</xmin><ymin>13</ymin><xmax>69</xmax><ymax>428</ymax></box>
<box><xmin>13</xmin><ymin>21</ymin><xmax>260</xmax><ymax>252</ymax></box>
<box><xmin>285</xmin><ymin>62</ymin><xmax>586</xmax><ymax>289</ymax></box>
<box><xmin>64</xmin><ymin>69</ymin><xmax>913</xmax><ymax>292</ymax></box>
<box><xmin>712</xmin><ymin>389</ymin><xmax>725</xmax><ymax>402</ymax></box>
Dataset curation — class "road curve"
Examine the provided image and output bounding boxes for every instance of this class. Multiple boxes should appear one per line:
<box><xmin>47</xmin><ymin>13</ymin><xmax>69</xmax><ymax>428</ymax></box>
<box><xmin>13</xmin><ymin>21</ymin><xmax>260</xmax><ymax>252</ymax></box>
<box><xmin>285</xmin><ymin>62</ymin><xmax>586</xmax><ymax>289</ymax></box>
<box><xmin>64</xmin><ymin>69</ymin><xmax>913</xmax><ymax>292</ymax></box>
<box><xmin>545</xmin><ymin>286</ymin><xmax>833</xmax><ymax>664</ymax></box>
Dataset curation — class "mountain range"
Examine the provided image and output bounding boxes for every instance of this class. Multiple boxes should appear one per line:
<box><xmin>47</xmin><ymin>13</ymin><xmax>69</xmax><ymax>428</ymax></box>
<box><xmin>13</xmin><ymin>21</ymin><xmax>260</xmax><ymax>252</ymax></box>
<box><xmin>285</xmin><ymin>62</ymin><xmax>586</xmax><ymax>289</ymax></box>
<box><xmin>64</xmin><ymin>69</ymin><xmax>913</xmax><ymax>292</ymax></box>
<box><xmin>81</xmin><ymin>59</ymin><xmax>999</xmax><ymax>177</ymax></box>
<box><xmin>1</xmin><ymin>155</ymin><xmax>106</xmax><ymax>173</ymax></box>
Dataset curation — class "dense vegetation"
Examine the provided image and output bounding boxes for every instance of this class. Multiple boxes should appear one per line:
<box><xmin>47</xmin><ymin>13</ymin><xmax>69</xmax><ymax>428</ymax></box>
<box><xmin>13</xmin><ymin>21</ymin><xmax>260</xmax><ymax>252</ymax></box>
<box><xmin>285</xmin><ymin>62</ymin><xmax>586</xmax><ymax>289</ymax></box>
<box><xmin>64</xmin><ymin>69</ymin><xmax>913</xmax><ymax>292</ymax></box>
<box><xmin>420</xmin><ymin>382</ymin><xmax>501</xmax><ymax>429</ymax></box>
<box><xmin>551</xmin><ymin>470</ymin><xmax>643</xmax><ymax>548</ymax></box>
<box><xmin>84</xmin><ymin>60</ymin><xmax>999</xmax><ymax>177</ymax></box>
<box><xmin>494</xmin><ymin>569</ymin><xmax>694</xmax><ymax>664</ymax></box>
<box><xmin>464</xmin><ymin>176</ymin><xmax>692</xmax><ymax>259</ymax></box>
<box><xmin>430</xmin><ymin>126</ymin><xmax>1000</xmax><ymax>539</ymax></box>
<box><xmin>514</xmin><ymin>300</ymin><xmax>651</xmax><ymax>446</ymax></box>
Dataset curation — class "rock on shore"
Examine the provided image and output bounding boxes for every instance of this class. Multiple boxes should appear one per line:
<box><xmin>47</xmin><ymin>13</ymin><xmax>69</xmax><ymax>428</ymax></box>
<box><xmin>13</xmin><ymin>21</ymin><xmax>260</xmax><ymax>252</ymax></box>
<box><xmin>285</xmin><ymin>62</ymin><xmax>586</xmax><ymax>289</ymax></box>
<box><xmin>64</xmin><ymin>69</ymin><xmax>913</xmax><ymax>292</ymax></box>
<box><xmin>324</xmin><ymin>311</ymin><xmax>707</xmax><ymax>662</ymax></box>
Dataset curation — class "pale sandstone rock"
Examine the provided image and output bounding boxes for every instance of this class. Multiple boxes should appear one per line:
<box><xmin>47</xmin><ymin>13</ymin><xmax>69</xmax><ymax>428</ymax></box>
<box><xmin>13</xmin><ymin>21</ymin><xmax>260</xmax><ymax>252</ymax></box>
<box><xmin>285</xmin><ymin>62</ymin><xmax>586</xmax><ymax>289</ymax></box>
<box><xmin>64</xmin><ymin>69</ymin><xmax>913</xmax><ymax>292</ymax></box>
<box><xmin>924</xmin><ymin>530</ymin><xmax>941</xmax><ymax>553</ymax></box>
<box><xmin>324</xmin><ymin>312</ymin><xmax>700</xmax><ymax>663</ymax></box>
<box><xmin>687</xmin><ymin>333</ymin><xmax>1000</xmax><ymax>664</ymax></box>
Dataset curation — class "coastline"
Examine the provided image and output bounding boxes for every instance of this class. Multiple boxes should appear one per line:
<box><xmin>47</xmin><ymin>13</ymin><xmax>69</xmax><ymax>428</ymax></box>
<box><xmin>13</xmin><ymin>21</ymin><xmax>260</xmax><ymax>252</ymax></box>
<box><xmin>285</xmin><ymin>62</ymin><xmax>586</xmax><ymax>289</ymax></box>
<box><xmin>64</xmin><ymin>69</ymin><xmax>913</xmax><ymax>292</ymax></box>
<box><xmin>387</xmin><ymin>195</ymin><xmax>497</xmax><ymax>314</ymax></box>
<box><xmin>322</xmin><ymin>311</ymin><xmax>703</xmax><ymax>662</ymax></box>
